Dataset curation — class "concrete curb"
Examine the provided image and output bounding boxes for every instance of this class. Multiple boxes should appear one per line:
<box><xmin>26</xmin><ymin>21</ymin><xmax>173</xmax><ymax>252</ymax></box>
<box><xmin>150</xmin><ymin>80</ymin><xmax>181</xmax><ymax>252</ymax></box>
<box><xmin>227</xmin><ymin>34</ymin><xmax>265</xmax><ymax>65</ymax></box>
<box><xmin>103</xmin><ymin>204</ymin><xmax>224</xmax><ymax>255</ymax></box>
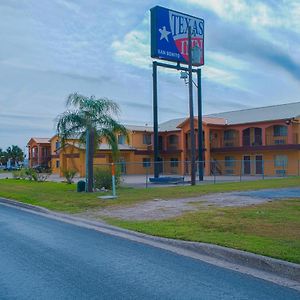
<box><xmin>0</xmin><ymin>197</ymin><xmax>299</xmax><ymax>291</ymax></box>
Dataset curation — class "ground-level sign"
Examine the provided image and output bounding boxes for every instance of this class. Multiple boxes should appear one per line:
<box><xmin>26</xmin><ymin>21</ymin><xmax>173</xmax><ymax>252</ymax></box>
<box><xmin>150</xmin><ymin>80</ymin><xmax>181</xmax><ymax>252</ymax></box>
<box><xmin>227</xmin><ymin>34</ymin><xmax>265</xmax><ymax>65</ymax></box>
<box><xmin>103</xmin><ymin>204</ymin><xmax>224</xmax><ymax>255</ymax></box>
<box><xmin>151</xmin><ymin>6</ymin><xmax>204</xmax><ymax>66</ymax></box>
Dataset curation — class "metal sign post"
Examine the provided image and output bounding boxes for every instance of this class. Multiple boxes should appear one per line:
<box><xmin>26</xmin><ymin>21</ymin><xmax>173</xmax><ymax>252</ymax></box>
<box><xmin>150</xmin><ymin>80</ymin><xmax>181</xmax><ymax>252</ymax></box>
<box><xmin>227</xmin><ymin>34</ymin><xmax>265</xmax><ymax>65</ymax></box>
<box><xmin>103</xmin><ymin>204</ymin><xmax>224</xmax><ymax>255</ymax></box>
<box><xmin>188</xmin><ymin>26</ymin><xmax>196</xmax><ymax>185</ymax></box>
<box><xmin>197</xmin><ymin>68</ymin><xmax>204</xmax><ymax>181</ymax></box>
<box><xmin>153</xmin><ymin>61</ymin><xmax>159</xmax><ymax>178</ymax></box>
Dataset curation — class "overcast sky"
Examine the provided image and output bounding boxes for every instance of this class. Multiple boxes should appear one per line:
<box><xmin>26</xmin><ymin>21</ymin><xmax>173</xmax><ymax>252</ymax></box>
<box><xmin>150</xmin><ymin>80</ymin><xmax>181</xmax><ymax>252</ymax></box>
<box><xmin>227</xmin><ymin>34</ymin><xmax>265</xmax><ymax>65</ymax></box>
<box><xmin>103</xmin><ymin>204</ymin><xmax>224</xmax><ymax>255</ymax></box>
<box><xmin>0</xmin><ymin>0</ymin><xmax>300</xmax><ymax>150</ymax></box>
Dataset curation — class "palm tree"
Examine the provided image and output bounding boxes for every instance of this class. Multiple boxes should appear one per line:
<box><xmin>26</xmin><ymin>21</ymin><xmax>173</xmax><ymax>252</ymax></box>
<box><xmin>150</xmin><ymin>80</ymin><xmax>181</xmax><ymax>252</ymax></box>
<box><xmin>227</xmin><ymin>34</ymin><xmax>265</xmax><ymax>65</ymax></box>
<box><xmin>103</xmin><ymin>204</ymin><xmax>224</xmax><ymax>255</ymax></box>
<box><xmin>56</xmin><ymin>93</ymin><xmax>128</xmax><ymax>192</ymax></box>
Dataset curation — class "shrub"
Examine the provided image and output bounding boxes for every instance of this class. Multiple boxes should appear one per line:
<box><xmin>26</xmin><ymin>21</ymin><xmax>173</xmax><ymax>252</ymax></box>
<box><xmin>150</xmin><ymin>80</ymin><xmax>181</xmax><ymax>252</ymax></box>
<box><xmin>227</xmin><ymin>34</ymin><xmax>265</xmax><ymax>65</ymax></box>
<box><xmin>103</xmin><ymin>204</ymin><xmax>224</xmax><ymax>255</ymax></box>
<box><xmin>12</xmin><ymin>168</ymin><xmax>27</xmax><ymax>179</ymax></box>
<box><xmin>62</xmin><ymin>169</ymin><xmax>77</xmax><ymax>184</ymax></box>
<box><xmin>24</xmin><ymin>168</ymin><xmax>49</xmax><ymax>182</ymax></box>
<box><xmin>25</xmin><ymin>168</ymin><xmax>38</xmax><ymax>181</ymax></box>
<box><xmin>94</xmin><ymin>167</ymin><xmax>120</xmax><ymax>190</ymax></box>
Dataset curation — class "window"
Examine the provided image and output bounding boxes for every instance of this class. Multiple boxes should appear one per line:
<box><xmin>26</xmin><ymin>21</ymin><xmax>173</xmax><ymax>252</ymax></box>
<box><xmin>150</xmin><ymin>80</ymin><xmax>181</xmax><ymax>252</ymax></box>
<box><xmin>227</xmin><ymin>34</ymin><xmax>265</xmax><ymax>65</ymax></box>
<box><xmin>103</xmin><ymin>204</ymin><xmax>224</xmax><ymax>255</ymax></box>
<box><xmin>168</xmin><ymin>135</ymin><xmax>178</xmax><ymax>145</ymax></box>
<box><xmin>118</xmin><ymin>135</ymin><xmax>125</xmax><ymax>145</ymax></box>
<box><xmin>55</xmin><ymin>160</ymin><xmax>60</xmax><ymax>168</ymax></box>
<box><xmin>274</xmin><ymin>155</ymin><xmax>288</xmax><ymax>168</ymax></box>
<box><xmin>143</xmin><ymin>133</ymin><xmax>152</xmax><ymax>145</ymax></box>
<box><xmin>273</xmin><ymin>125</ymin><xmax>287</xmax><ymax>137</ymax></box>
<box><xmin>143</xmin><ymin>158</ymin><xmax>151</xmax><ymax>168</ymax></box>
<box><xmin>225</xmin><ymin>156</ymin><xmax>235</xmax><ymax>167</ymax></box>
<box><xmin>224</xmin><ymin>130</ymin><xmax>236</xmax><ymax>140</ymax></box>
<box><xmin>55</xmin><ymin>140</ymin><xmax>61</xmax><ymax>150</ymax></box>
<box><xmin>170</xmin><ymin>158</ymin><xmax>179</xmax><ymax>167</ymax></box>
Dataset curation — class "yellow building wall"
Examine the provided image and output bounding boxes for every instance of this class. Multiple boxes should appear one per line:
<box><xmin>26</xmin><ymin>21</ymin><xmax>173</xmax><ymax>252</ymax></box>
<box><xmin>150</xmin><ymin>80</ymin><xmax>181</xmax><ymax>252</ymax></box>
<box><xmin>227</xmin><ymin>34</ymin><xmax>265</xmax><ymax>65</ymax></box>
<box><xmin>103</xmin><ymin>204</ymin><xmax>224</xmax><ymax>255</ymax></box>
<box><xmin>211</xmin><ymin>150</ymin><xmax>300</xmax><ymax>176</ymax></box>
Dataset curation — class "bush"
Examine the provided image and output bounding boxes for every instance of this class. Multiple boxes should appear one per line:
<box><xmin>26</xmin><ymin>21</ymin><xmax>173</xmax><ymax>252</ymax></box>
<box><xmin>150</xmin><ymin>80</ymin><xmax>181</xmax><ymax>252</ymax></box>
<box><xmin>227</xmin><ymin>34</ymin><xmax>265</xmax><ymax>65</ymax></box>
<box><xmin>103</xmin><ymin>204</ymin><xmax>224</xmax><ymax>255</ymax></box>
<box><xmin>12</xmin><ymin>168</ymin><xmax>27</xmax><ymax>179</ymax></box>
<box><xmin>63</xmin><ymin>169</ymin><xmax>77</xmax><ymax>184</ymax></box>
<box><xmin>25</xmin><ymin>168</ymin><xmax>38</xmax><ymax>181</ymax></box>
<box><xmin>94</xmin><ymin>167</ymin><xmax>120</xmax><ymax>190</ymax></box>
<box><xmin>11</xmin><ymin>168</ymin><xmax>49</xmax><ymax>182</ymax></box>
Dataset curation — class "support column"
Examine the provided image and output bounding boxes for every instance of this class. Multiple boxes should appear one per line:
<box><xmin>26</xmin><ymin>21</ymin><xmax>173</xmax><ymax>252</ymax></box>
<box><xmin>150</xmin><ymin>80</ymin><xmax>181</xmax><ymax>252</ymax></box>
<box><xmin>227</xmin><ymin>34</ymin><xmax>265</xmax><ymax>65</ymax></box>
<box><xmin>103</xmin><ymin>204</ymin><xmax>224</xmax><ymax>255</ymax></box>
<box><xmin>239</xmin><ymin>128</ymin><xmax>244</xmax><ymax>146</ymax></box>
<box><xmin>261</xmin><ymin>127</ymin><xmax>266</xmax><ymax>145</ymax></box>
<box><xmin>37</xmin><ymin>146</ymin><xmax>41</xmax><ymax>165</ymax></box>
<box><xmin>197</xmin><ymin>68</ymin><xmax>203</xmax><ymax>181</ymax></box>
<box><xmin>153</xmin><ymin>61</ymin><xmax>159</xmax><ymax>178</ymax></box>
<box><xmin>188</xmin><ymin>26</ymin><xmax>196</xmax><ymax>185</ymax></box>
<box><xmin>287</xmin><ymin>125</ymin><xmax>293</xmax><ymax>144</ymax></box>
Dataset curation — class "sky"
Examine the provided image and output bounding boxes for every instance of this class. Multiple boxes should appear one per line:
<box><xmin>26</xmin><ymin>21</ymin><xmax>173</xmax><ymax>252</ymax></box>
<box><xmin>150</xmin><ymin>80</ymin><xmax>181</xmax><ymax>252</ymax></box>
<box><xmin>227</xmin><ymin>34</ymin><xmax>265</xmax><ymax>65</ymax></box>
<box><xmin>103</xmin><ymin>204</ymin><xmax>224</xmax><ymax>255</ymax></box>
<box><xmin>0</xmin><ymin>0</ymin><xmax>300</xmax><ymax>150</ymax></box>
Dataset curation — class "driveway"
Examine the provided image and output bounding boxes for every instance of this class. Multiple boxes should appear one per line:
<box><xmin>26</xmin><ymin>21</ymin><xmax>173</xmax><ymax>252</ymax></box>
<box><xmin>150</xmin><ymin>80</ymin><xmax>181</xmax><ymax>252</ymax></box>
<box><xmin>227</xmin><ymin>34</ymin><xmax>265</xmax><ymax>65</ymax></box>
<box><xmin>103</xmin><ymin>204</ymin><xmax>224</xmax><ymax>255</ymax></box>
<box><xmin>1</xmin><ymin>203</ymin><xmax>299</xmax><ymax>299</ymax></box>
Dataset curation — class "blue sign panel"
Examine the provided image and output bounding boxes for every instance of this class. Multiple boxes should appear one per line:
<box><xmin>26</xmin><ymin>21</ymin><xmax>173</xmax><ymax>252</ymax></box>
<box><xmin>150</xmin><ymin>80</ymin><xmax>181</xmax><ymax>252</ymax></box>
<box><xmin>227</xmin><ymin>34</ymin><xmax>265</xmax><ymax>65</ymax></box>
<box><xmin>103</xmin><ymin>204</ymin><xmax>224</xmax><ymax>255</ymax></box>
<box><xmin>151</xmin><ymin>6</ymin><xmax>204</xmax><ymax>66</ymax></box>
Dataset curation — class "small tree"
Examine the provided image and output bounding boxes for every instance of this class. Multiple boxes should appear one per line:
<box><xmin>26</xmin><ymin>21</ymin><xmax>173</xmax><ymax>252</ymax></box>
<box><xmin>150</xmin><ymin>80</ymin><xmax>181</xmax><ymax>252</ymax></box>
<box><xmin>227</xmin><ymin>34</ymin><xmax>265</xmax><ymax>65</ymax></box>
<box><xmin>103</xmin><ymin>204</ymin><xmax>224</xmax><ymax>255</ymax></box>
<box><xmin>62</xmin><ymin>169</ymin><xmax>77</xmax><ymax>184</ymax></box>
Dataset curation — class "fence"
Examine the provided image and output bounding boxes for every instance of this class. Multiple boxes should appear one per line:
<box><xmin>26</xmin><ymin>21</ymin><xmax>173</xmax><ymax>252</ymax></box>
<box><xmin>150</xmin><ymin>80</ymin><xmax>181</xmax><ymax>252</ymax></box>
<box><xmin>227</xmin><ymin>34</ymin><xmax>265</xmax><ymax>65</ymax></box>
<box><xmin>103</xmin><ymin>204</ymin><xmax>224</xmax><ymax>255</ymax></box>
<box><xmin>93</xmin><ymin>159</ymin><xmax>300</xmax><ymax>188</ymax></box>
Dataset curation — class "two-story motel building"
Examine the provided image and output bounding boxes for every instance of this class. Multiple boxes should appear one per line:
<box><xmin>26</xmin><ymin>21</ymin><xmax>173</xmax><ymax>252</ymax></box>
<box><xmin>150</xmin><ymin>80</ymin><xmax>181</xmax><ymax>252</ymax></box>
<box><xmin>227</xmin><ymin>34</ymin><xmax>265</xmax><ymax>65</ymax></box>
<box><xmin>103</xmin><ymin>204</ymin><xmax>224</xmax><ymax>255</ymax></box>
<box><xmin>27</xmin><ymin>101</ymin><xmax>300</xmax><ymax>177</ymax></box>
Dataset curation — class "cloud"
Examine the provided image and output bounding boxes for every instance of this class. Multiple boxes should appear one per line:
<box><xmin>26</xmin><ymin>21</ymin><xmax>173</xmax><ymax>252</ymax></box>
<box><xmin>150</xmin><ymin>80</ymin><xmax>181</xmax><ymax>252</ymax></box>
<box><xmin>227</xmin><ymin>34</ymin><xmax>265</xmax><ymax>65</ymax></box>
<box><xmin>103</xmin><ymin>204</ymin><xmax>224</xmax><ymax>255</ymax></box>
<box><xmin>111</xmin><ymin>16</ymin><xmax>251</xmax><ymax>91</ymax></box>
<box><xmin>208</xmin><ymin>22</ymin><xmax>300</xmax><ymax>81</ymax></box>
<box><xmin>180</xmin><ymin>0</ymin><xmax>300</xmax><ymax>33</ymax></box>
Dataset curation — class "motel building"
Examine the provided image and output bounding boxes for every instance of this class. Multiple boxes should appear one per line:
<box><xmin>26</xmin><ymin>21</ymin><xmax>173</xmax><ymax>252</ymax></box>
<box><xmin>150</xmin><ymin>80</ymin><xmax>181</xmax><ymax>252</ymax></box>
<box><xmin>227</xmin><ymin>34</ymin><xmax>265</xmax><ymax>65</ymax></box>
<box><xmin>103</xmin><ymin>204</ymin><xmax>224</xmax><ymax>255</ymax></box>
<box><xmin>27</xmin><ymin>101</ymin><xmax>300</xmax><ymax>177</ymax></box>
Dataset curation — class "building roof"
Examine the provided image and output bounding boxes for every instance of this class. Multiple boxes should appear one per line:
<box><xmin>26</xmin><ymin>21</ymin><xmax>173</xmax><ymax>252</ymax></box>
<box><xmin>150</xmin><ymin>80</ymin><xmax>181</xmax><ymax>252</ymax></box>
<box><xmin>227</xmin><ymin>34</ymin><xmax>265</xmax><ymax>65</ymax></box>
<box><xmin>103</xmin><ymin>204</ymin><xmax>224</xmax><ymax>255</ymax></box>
<box><xmin>205</xmin><ymin>101</ymin><xmax>300</xmax><ymax>125</ymax></box>
<box><xmin>63</xmin><ymin>142</ymin><xmax>136</xmax><ymax>151</ymax></box>
<box><xmin>27</xmin><ymin>137</ymin><xmax>50</xmax><ymax>145</ymax></box>
<box><xmin>125</xmin><ymin>125</ymin><xmax>153</xmax><ymax>132</ymax></box>
<box><xmin>159</xmin><ymin>118</ymin><xmax>186</xmax><ymax>131</ymax></box>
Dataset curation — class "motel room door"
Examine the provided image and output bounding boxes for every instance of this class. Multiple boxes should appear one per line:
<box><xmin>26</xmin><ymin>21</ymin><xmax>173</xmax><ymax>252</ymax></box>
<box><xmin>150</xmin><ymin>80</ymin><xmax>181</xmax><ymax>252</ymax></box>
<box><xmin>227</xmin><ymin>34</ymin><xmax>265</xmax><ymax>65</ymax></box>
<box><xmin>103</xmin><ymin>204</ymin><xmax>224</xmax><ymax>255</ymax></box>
<box><xmin>255</xmin><ymin>155</ymin><xmax>263</xmax><ymax>175</ymax></box>
<box><xmin>243</xmin><ymin>155</ymin><xmax>251</xmax><ymax>175</ymax></box>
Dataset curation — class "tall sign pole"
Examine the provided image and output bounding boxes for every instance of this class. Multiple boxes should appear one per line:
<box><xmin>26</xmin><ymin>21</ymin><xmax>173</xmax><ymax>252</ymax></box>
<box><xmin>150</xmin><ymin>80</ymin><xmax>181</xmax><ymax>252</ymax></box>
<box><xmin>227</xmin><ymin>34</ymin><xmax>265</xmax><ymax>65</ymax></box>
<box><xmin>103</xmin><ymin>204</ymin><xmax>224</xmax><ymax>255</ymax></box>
<box><xmin>197</xmin><ymin>68</ymin><xmax>204</xmax><ymax>181</ymax></box>
<box><xmin>153</xmin><ymin>61</ymin><xmax>159</xmax><ymax>178</ymax></box>
<box><xmin>188</xmin><ymin>26</ymin><xmax>196</xmax><ymax>185</ymax></box>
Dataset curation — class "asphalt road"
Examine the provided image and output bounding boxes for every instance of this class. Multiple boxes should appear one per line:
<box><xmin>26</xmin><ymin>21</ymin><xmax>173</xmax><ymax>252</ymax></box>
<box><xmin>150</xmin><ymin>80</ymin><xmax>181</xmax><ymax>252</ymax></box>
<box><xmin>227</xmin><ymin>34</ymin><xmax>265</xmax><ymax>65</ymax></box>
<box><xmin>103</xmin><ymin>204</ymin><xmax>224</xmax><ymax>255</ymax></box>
<box><xmin>0</xmin><ymin>204</ymin><xmax>299</xmax><ymax>300</ymax></box>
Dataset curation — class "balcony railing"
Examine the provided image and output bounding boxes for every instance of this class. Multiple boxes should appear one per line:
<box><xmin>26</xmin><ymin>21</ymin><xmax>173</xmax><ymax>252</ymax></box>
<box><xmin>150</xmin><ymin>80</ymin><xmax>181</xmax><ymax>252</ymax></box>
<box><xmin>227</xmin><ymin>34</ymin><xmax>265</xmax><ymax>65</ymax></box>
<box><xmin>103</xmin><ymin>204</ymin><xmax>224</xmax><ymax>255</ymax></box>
<box><xmin>242</xmin><ymin>135</ymin><xmax>262</xmax><ymax>146</ymax></box>
<box><xmin>211</xmin><ymin>133</ymin><xmax>299</xmax><ymax>149</ymax></box>
<box><xmin>210</xmin><ymin>137</ymin><xmax>239</xmax><ymax>148</ymax></box>
<box><xmin>266</xmin><ymin>135</ymin><xmax>288</xmax><ymax>145</ymax></box>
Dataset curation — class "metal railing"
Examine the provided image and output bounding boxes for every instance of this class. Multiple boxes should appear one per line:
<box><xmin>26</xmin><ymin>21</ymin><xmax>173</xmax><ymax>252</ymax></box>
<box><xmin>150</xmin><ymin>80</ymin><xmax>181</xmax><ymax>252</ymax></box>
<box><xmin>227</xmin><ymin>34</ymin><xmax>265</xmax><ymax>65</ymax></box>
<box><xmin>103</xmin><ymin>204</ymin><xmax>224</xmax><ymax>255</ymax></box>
<box><xmin>92</xmin><ymin>159</ymin><xmax>300</xmax><ymax>188</ymax></box>
<box><xmin>211</xmin><ymin>134</ymin><xmax>299</xmax><ymax>148</ymax></box>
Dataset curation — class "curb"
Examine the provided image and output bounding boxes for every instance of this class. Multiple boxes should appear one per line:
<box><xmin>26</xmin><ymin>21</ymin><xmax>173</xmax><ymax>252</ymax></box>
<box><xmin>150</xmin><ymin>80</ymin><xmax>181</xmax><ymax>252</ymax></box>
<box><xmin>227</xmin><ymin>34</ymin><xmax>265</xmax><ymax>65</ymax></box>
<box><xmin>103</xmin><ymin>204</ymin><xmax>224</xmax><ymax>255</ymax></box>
<box><xmin>0</xmin><ymin>197</ymin><xmax>299</xmax><ymax>291</ymax></box>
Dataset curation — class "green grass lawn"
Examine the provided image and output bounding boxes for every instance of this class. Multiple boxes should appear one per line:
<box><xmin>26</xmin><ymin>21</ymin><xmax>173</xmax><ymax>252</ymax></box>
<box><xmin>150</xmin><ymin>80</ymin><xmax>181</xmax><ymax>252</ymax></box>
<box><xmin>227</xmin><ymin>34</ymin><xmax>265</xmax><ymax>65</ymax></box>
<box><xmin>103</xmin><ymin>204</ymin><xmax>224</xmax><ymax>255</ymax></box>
<box><xmin>109</xmin><ymin>199</ymin><xmax>300</xmax><ymax>263</ymax></box>
<box><xmin>0</xmin><ymin>177</ymin><xmax>299</xmax><ymax>262</ymax></box>
<box><xmin>0</xmin><ymin>177</ymin><xmax>299</xmax><ymax>213</ymax></box>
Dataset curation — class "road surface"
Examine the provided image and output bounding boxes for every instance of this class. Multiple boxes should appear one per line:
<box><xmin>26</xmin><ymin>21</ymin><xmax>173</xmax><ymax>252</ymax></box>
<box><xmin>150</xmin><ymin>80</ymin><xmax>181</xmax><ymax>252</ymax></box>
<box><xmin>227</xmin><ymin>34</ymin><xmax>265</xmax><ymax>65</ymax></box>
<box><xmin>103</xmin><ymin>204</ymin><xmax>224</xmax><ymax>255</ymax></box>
<box><xmin>0</xmin><ymin>204</ymin><xmax>299</xmax><ymax>299</ymax></box>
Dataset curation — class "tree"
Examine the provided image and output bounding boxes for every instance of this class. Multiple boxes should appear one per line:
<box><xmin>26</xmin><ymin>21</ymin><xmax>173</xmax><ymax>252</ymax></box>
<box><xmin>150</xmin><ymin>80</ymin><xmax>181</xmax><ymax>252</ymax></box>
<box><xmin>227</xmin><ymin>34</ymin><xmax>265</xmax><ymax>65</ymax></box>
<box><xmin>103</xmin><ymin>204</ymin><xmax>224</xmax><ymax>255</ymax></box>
<box><xmin>0</xmin><ymin>148</ymin><xmax>7</xmax><ymax>165</ymax></box>
<box><xmin>56</xmin><ymin>93</ymin><xmax>128</xmax><ymax>192</ymax></box>
<box><xmin>5</xmin><ymin>145</ymin><xmax>24</xmax><ymax>165</ymax></box>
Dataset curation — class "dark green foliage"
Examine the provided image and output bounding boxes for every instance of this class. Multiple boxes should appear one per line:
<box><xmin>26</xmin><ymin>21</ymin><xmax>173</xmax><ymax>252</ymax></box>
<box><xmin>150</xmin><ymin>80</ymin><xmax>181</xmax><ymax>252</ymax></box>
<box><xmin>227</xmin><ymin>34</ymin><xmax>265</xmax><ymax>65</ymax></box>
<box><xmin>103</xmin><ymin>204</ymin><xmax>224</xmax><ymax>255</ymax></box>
<box><xmin>94</xmin><ymin>167</ymin><xmax>120</xmax><ymax>190</ymax></box>
<box><xmin>62</xmin><ymin>169</ymin><xmax>77</xmax><ymax>184</ymax></box>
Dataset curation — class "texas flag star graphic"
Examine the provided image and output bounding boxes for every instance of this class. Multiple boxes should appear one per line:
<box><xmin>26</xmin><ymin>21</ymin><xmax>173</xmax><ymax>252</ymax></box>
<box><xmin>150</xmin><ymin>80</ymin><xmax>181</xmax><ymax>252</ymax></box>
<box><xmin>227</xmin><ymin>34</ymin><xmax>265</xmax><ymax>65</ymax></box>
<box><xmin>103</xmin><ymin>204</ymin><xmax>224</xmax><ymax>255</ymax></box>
<box><xmin>159</xmin><ymin>26</ymin><xmax>171</xmax><ymax>42</ymax></box>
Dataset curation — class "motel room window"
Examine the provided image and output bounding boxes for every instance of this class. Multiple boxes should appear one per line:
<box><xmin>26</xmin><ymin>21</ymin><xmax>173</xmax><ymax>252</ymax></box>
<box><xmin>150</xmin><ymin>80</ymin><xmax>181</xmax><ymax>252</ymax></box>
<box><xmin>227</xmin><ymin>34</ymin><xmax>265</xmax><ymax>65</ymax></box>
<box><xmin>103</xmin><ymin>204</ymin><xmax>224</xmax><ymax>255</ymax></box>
<box><xmin>224</xmin><ymin>130</ymin><xmax>236</xmax><ymax>140</ymax></box>
<box><xmin>273</xmin><ymin>125</ymin><xmax>287</xmax><ymax>136</ymax></box>
<box><xmin>143</xmin><ymin>133</ymin><xmax>152</xmax><ymax>145</ymax></box>
<box><xmin>32</xmin><ymin>148</ymin><xmax>37</xmax><ymax>158</ymax></box>
<box><xmin>55</xmin><ymin>160</ymin><xmax>60</xmax><ymax>168</ymax></box>
<box><xmin>143</xmin><ymin>158</ymin><xmax>151</xmax><ymax>168</ymax></box>
<box><xmin>168</xmin><ymin>135</ymin><xmax>178</xmax><ymax>145</ymax></box>
<box><xmin>274</xmin><ymin>155</ymin><xmax>288</xmax><ymax>168</ymax></box>
<box><xmin>170</xmin><ymin>158</ymin><xmax>179</xmax><ymax>168</ymax></box>
<box><xmin>225</xmin><ymin>156</ymin><xmax>235</xmax><ymax>167</ymax></box>
<box><xmin>118</xmin><ymin>135</ymin><xmax>125</xmax><ymax>145</ymax></box>
<box><xmin>55</xmin><ymin>140</ymin><xmax>61</xmax><ymax>150</ymax></box>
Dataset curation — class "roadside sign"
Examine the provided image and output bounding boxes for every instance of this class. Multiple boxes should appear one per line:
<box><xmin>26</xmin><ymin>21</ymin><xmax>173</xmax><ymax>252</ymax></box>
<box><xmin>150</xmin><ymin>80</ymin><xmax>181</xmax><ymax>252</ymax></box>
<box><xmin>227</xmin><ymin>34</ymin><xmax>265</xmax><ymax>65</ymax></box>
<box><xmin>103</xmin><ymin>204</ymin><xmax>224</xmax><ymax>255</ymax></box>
<box><xmin>151</xmin><ymin>6</ymin><xmax>204</xmax><ymax>66</ymax></box>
